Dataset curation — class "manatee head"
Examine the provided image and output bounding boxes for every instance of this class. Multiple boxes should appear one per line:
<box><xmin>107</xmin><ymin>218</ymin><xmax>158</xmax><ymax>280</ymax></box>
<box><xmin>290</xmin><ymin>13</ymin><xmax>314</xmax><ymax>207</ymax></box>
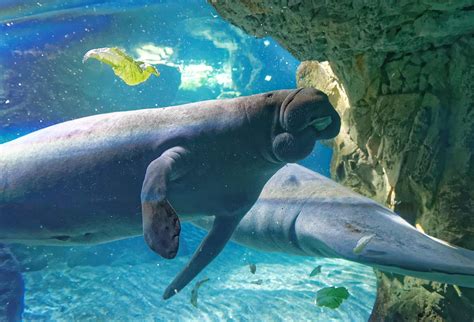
<box><xmin>270</xmin><ymin>88</ymin><xmax>341</xmax><ymax>163</ymax></box>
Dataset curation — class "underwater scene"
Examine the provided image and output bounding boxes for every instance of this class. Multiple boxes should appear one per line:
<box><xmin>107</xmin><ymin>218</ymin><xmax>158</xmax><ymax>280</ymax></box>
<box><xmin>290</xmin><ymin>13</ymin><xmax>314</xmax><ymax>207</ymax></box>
<box><xmin>1</xmin><ymin>1</ymin><xmax>473</xmax><ymax>321</ymax></box>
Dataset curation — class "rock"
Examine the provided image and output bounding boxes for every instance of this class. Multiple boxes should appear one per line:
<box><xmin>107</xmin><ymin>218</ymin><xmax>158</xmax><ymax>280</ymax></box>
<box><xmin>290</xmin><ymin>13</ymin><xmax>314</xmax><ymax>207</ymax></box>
<box><xmin>0</xmin><ymin>244</ymin><xmax>24</xmax><ymax>322</ymax></box>
<box><xmin>211</xmin><ymin>1</ymin><xmax>474</xmax><ymax>320</ymax></box>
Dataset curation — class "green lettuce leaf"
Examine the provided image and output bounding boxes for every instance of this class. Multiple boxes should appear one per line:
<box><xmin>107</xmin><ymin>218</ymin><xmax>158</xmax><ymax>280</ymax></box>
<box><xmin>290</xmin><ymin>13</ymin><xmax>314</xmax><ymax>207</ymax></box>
<box><xmin>353</xmin><ymin>234</ymin><xmax>376</xmax><ymax>254</ymax></box>
<box><xmin>83</xmin><ymin>47</ymin><xmax>159</xmax><ymax>86</ymax></box>
<box><xmin>316</xmin><ymin>286</ymin><xmax>350</xmax><ymax>309</ymax></box>
<box><xmin>190</xmin><ymin>277</ymin><xmax>210</xmax><ymax>308</ymax></box>
<box><xmin>309</xmin><ymin>265</ymin><xmax>322</xmax><ymax>277</ymax></box>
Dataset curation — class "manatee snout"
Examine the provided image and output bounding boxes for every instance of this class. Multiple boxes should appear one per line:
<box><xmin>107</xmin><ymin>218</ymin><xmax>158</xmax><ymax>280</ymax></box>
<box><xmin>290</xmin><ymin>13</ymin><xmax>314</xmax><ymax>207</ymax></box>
<box><xmin>272</xmin><ymin>88</ymin><xmax>341</xmax><ymax>162</ymax></box>
<box><xmin>280</xmin><ymin>88</ymin><xmax>340</xmax><ymax>139</ymax></box>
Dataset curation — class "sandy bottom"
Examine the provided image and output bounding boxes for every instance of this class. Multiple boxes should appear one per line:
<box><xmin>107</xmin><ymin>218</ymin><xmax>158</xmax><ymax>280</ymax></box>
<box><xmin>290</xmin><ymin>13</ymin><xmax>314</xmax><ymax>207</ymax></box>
<box><xmin>21</xmin><ymin>225</ymin><xmax>376</xmax><ymax>321</ymax></box>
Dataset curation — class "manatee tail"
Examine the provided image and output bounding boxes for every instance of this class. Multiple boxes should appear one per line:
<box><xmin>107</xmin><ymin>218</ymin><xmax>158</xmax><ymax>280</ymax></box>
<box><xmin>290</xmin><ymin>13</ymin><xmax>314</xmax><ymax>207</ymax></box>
<box><xmin>163</xmin><ymin>216</ymin><xmax>241</xmax><ymax>299</ymax></box>
<box><xmin>319</xmin><ymin>207</ymin><xmax>474</xmax><ymax>288</ymax></box>
<box><xmin>0</xmin><ymin>243</ymin><xmax>24</xmax><ymax>321</ymax></box>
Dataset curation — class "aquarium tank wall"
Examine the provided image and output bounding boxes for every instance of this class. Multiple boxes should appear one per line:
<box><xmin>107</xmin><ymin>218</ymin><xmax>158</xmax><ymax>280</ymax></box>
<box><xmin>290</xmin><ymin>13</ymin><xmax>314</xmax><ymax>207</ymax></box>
<box><xmin>0</xmin><ymin>0</ymin><xmax>473</xmax><ymax>321</ymax></box>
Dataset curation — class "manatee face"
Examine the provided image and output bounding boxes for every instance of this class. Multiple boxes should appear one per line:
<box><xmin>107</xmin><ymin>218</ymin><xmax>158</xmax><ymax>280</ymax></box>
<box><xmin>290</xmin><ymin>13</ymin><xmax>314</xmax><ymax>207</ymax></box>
<box><xmin>272</xmin><ymin>88</ymin><xmax>341</xmax><ymax>162</ymax></box>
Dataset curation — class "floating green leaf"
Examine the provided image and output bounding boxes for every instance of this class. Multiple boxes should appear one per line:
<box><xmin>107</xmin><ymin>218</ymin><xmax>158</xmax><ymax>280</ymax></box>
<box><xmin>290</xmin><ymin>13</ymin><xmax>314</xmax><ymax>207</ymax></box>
<box><xmin>190</xmin><ymin>278</ymin><xmax>210</xmax><ymax>308</ymax></box>
<box><xmin>353</xmin><ymin>234</ymin><xmax>376</xmax><ymax>254</ymax></box>
<box><xmin>315</xmin><ymin>286</ymin><xmax>350</xmax><ymax>309</ymax></box>
<box><xmin>309</xmin><ymin>265</ymin><xmax>322</xmax><ymax>277</ymax></box>
<box><xmin>83</xmin><ymin>47</ymin><xmax>159</xmax><ymax>86</ymax></box>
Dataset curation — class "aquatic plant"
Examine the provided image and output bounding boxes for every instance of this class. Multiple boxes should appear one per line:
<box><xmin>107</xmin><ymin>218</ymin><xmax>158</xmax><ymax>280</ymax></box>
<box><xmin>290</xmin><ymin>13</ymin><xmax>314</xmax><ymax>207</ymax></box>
<box><xmin>190</xmin><ymin>278</ymin><xmax>210</xmax><ymax>308</ymax></box>
<box><xmin>83</xmin><ymin>47</ymin><xmax>159</xmax><ymax>86</ymax></box>
<box><xmin>316</xmin><ymin>286</ymin><xmax>350</xmax><ymax>309</ymax></box>
<box><xmin>309</xmin><ymin>265</ymin><xmax>322</xmax><ymax>277</ymax></box>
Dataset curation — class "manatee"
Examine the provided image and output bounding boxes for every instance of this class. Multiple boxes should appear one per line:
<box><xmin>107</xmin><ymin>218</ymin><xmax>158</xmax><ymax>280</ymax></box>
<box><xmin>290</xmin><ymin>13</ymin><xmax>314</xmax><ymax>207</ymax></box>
<box><xmin>193</xmin><ymin>164</ymin><xmax>474</xmax><ymax>288</ymax></box>
<box><xmin>0</xmin><ymin>88</ymin><xmax>340</xmax><ymax>299</ymax></box>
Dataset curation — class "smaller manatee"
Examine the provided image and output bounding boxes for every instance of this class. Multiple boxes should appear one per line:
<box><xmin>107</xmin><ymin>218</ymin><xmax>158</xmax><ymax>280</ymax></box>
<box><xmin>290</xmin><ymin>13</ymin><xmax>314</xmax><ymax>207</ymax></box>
<box><xmin>190</xmin><ymin>278</ymin><xmax>210</xmax><ymax>308</ymax></box>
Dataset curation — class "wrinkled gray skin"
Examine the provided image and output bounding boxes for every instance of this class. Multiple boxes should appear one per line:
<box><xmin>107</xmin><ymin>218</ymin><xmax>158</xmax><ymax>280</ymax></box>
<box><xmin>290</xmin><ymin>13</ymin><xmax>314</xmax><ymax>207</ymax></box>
<box><xmin>0</xmin><ymin>88</ymin><xmax>340</xmax><ymax>299</ymax></box>
<box><xmin>194</xmin><ymin>164</ymin><xmax>474</xmax><ymax>288</ymax></box>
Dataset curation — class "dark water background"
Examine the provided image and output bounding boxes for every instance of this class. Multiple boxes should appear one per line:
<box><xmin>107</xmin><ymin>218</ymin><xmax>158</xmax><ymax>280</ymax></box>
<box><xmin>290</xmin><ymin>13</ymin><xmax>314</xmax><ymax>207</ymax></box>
<box><xmin>1</xmin><ymin>1</ymin><xmax>375</xmax><ymax>320</ymax></box>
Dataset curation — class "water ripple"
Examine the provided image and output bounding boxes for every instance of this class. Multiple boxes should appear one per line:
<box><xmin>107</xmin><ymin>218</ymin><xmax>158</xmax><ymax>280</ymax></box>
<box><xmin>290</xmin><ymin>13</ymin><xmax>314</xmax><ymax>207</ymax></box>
<box><xmin>23</xmin><ymin>240</ymin><xmax>376</xmax><ymax>321</ymax></box>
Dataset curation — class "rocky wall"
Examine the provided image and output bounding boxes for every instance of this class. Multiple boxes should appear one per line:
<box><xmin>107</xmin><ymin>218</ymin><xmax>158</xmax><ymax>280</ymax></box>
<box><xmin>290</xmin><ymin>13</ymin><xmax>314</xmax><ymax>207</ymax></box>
<box><xmin>211</xmin><ymin>1</ymin><xmax>474</xmax><ymax>320</ymax></box>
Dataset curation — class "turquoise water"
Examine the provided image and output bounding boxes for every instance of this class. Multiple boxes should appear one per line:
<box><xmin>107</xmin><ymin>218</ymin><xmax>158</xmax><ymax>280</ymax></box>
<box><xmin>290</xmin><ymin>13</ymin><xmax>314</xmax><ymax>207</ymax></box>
<box><xmin>19</xmin><ymin>226</ymin><xmax>376</xmax><ymax>321</ymax></box>
<box><xmin>1</xmin><ymin>1</ymin><xmax>376</xmax><ymax>320</ymax></box>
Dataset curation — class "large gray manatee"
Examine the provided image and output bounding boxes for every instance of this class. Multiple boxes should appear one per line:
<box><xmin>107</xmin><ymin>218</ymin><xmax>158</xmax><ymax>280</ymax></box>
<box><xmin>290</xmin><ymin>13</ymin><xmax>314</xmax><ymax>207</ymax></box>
<box><xmin>0</xmin><ymin>88</ymin><xmax>340</xmax><ymax>299</ymax></box>
<box><xmin>193</xmin><ymin>164</ymin><xmax>474</xmax><ymax>288</ymax></box>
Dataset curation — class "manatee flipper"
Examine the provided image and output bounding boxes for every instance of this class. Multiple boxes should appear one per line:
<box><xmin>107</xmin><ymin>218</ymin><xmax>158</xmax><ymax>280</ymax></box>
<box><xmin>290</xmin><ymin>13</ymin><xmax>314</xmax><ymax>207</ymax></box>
<box><xmin>141</xmin><ymin>147</ymin><xmax>190</xmax><ymax>259</ymax></box>
<box><xmin>163</xmin><ymin>215</ymin><xmax>242</xmax><ymax>299</ymax></box>
<box><xmin>142</xmin><ymin>200</ymin><xmax>180</xmax><ymax>259</ymax></box>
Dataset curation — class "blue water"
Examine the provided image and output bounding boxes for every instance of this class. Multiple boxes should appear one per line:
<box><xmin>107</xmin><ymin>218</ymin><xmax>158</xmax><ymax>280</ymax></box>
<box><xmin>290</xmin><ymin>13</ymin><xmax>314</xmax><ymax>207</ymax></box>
<box><xmin>1</xmin><ymin>1</ymin><xmax>376</xmax><ymax>320</ymax></box>
<box><xmin>21</xmin><ymin>230</ymin><xmax>376</xmax><ymax>321</ymax></box>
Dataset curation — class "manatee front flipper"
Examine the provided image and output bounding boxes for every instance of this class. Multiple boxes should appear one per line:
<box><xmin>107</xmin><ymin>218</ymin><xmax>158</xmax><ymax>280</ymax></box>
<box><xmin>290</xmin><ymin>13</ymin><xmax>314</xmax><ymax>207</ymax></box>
<box><xmin>141</xmin><ymin>147</ymin><xmax>190</xmax><ymax>259</ymax></box>
<box><xmin>142</xmin><ymin>200</ymin><xmax>180</xmax><ymax>259</ymax></box>
<box><xmin>163</xmin><ymin>215</ymin><xmax>242</xmax><ymax>299</ymax></box>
